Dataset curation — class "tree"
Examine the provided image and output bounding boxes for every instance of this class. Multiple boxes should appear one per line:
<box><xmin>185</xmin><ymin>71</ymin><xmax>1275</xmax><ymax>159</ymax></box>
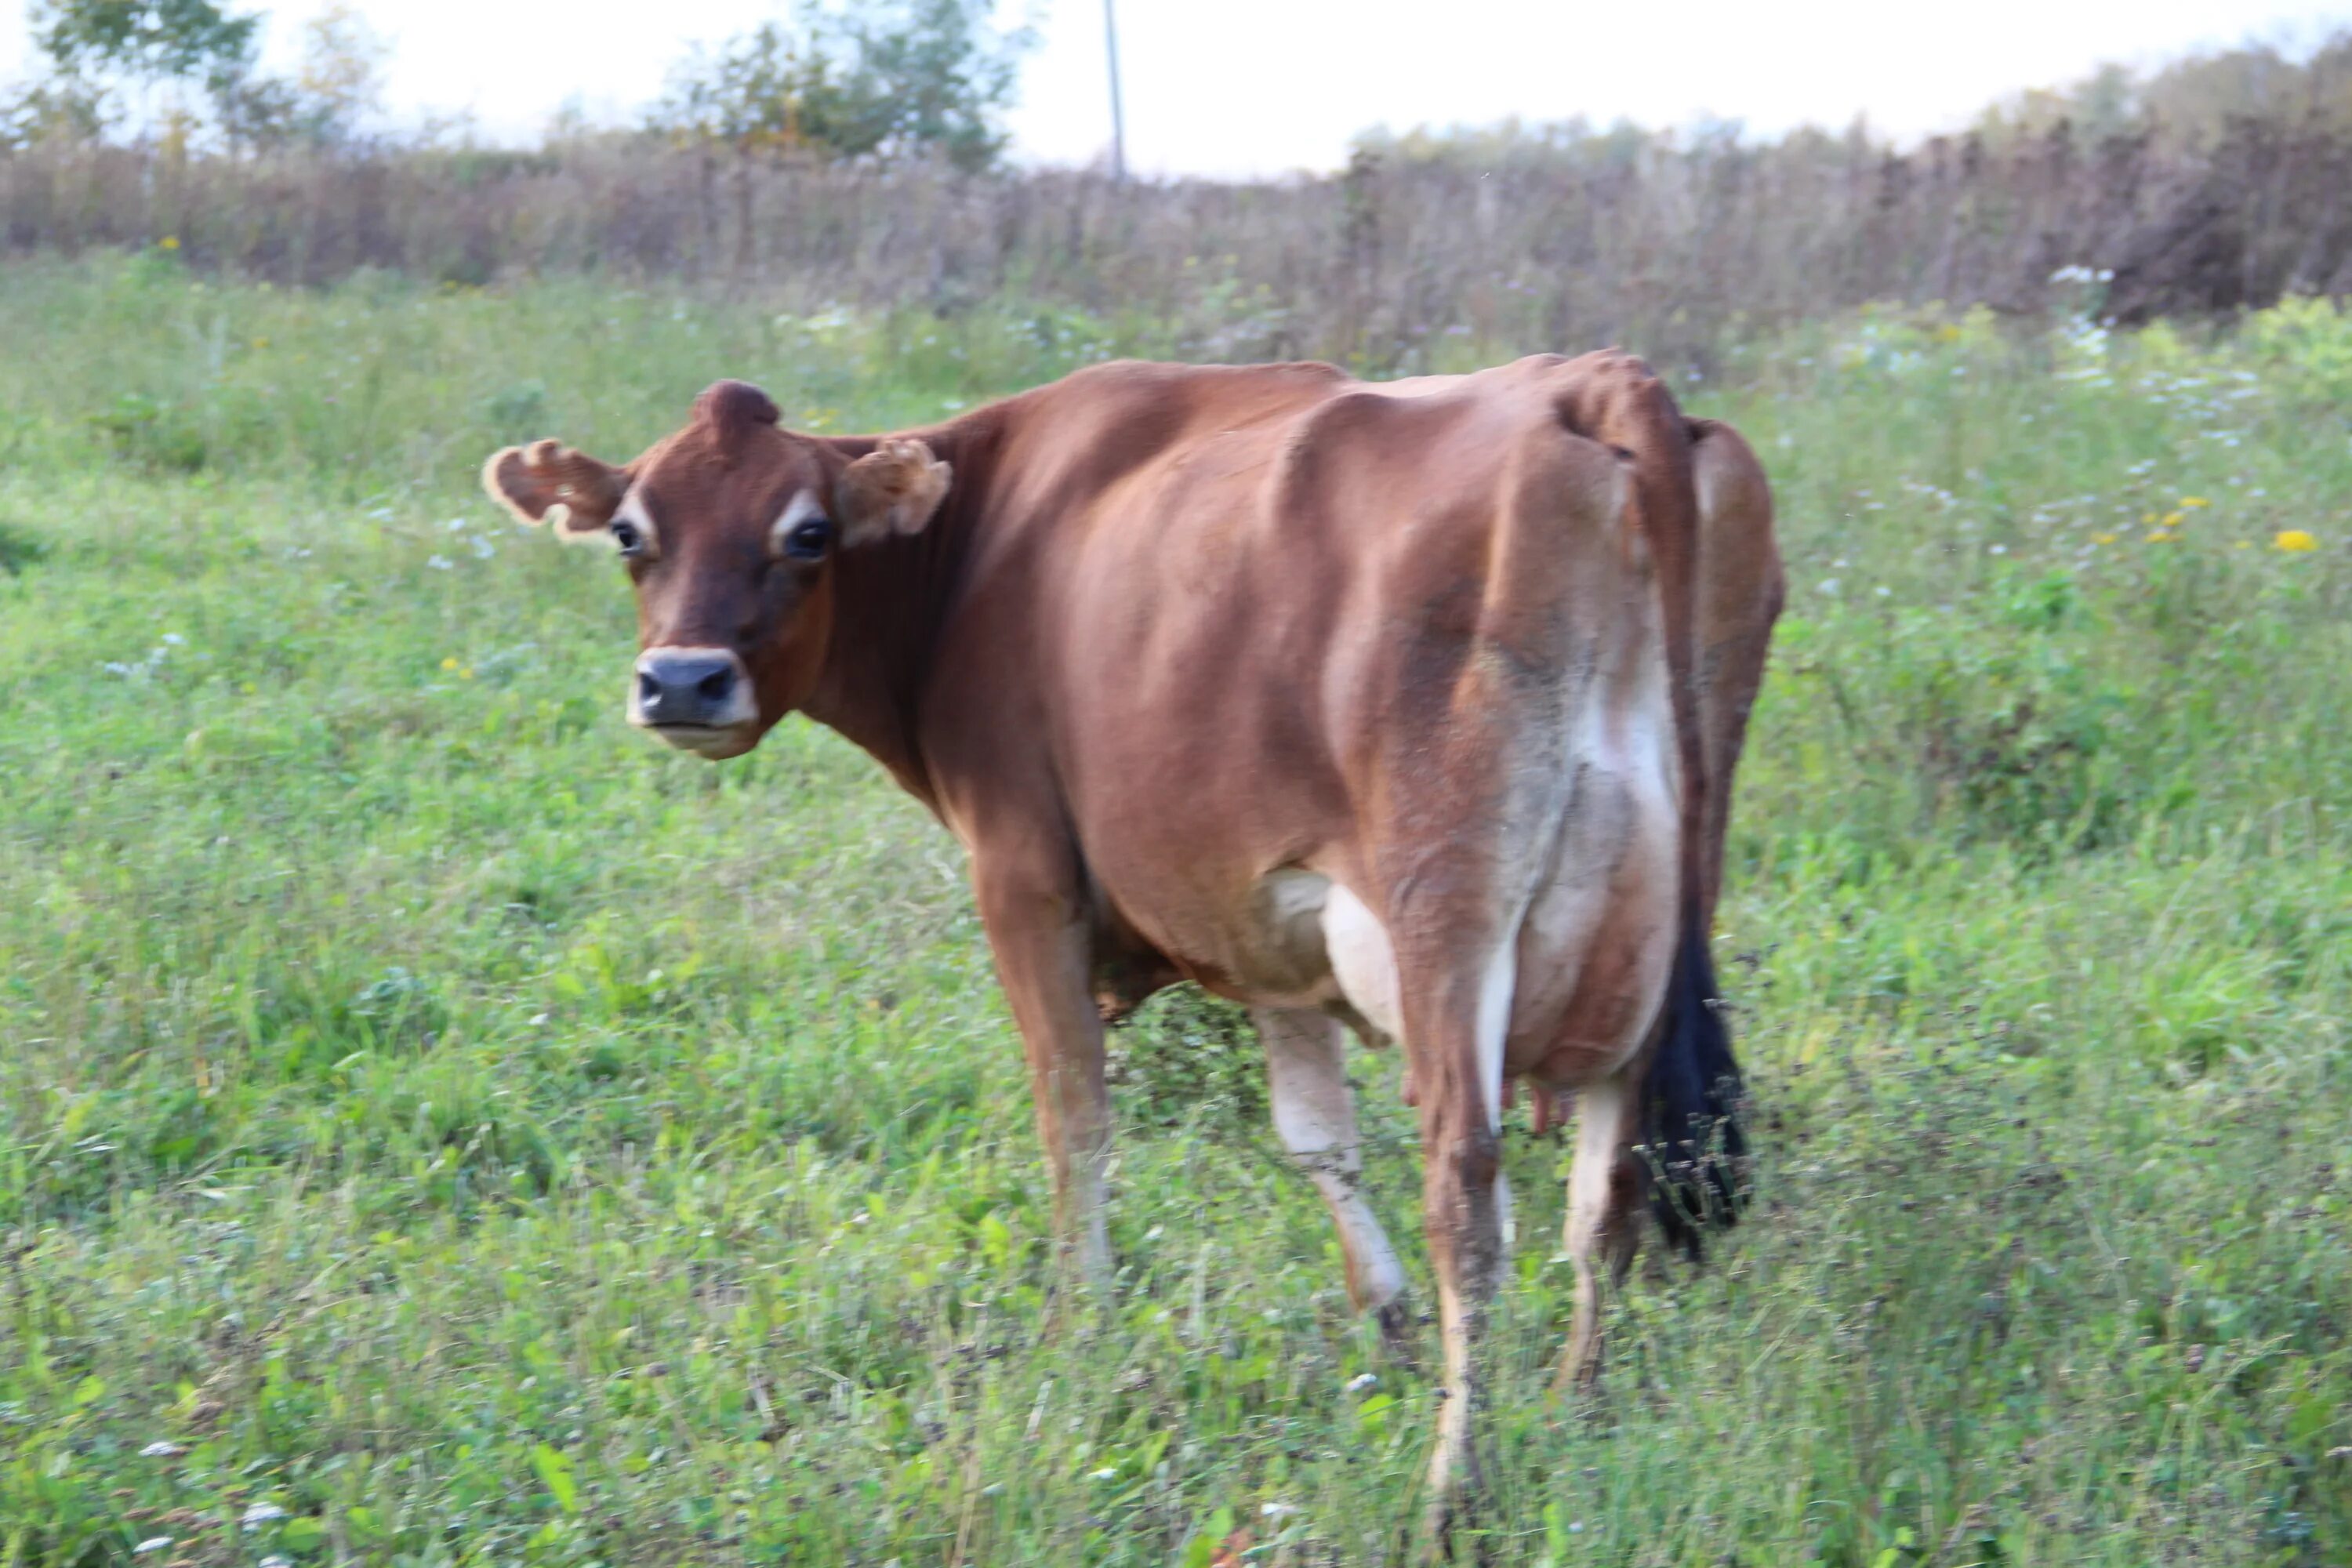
<box><xmin>0</xmin><ymin>78</ymin><xmax>108</xmax><ymax>149</ymax></box>
<box><xmin>24</xmin><ymin>0</ymin><xmax>390</xmax><ymax>153</ymax></box>
<box><xmin>30</xmin><ymin>0</ymin><xmax>261</xmax><ymax>132</ymax></box>
<box><xmin>835</xmin><ymin>0</ymin><xmax>1030</xmax><ymax>169</ymax></box>
<box><xmin>655</xmin><ymin>0</ymin><xmax>1033</xmax><ymax>172</ymax></box>
<box><xmin>290</xmin><ymin>0</ymin><xmax>387</xmax><ymax>146</ymax></box>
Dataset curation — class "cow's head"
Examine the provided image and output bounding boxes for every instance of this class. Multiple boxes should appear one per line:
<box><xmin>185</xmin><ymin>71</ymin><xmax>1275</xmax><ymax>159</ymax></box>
<box><xmin>482</xmin><ymin>380</ymin><xmax>950</xmax><ymax>760</ymax></box>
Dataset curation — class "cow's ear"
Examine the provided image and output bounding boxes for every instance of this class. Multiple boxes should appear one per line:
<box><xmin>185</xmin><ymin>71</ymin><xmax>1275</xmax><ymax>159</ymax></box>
<box><xmin>482</xmin><ymin>441</ymin><xmax>630</xmax><ymax>543</ymax></box>
<box><xmin>836</xmin><ymin>437</ymin><xmax>951</xmax><ymax>546</ymax></box>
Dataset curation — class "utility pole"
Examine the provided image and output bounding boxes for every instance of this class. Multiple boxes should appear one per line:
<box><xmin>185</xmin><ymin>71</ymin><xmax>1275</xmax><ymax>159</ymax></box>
<box><xmin>1103</xmin><ymin>0</ymin><xmax>1127</xmax><ymax>182</ymax></box>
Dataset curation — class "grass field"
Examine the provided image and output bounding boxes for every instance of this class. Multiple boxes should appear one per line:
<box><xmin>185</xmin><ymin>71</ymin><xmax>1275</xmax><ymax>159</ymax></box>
<box><xmin>2</xmin><ymin>255</ymin><xmax>2349</xmax><ymax>1566</ymax></box>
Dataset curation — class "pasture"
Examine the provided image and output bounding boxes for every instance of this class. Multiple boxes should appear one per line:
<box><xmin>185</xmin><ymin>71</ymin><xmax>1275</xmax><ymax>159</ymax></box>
<box><xmin>2</xmin><ymin>256</ymin><xmax>2348</xmax><ymax>1565</ymax></box>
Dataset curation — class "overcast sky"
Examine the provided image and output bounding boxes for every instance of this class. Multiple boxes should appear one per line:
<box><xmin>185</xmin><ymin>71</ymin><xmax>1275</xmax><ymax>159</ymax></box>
<box><xmin>1</xmin><ymin>0</ymin><xmax>2345</xmax><ymax>176</ymax></box>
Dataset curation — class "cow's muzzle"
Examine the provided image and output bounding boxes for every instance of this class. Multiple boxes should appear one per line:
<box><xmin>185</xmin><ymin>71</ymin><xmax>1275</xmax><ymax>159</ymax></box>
<box><xmin>630</xmin><ymin>646</ymin><xmax>758</xmax><ymax>757</ymax></box>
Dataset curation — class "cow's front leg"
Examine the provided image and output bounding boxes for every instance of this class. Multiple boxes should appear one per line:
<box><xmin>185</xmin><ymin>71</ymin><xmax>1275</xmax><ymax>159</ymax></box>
<box><xmin>1254</xmin><ymin>1007</ymin><xmax>1410</xmax><ymax>1345</ymax></box>
<box><xmin>975</xmin><ymin>866</ymin><xmax>1113</xmax><ymax>1289</ymax></box>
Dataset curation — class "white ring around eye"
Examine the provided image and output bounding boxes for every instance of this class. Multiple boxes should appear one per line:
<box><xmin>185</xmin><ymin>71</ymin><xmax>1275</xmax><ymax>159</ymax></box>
<box><xmin>767</xmin><ymin>488</ymin><xmax>828</xmax><ymax>559</ymax></box>
<box><xmin>608</xmin><ymin>487</ymin><xmax>659</xmax><ymax>556</ymax></box>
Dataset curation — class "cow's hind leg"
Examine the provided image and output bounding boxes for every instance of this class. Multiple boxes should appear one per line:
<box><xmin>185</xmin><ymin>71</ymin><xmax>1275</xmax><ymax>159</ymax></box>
<box><xmin>1254</xmin><ymin>1007</ymin><xmax>1410</xmax><ymax>1346</ymax></box>
<box><xmin>1403</xmin><ymin>944</ymin><xmax>1516</xmax><ymax>1550</ymax></box>
<box><xmin>1551</xmin><ymin>1069</ymin><xmax>1643</xmax><ymax>1399</ymax></box>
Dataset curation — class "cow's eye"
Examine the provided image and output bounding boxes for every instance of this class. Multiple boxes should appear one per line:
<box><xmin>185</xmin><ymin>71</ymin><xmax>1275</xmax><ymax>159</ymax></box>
<box><xmin>611</xmin><ymin>519</ymin><xmax>645</xmax><ymax>557</ymax></box>
<box><xmin>784</xmin><ymin>517</ymin><xmax>834</xmax><ymax>560</ymax></box>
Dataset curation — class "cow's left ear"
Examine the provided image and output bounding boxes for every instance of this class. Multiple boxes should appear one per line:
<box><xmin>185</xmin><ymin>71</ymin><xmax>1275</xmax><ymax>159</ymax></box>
<box><xmin>836</xmin><ymin>437</ymin><xmax>951</xmax><ymax>546</ymax></box>
<box><xmin>482</xmin><ymin>440</ymin><xmax>630</xmax><ymax>543</ymax></box>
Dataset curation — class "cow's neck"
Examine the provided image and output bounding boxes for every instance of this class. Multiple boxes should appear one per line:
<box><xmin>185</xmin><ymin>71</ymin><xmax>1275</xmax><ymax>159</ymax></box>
<box><xmin>797</xmin><ymin>412</ymin><xmax>1000</xmax><ymax>813</ymax></box>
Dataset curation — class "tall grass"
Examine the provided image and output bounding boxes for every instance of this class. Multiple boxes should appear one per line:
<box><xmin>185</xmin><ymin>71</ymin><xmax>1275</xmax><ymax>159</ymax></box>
<box><xmin>0</xmin><ymin>263</ymin><xmax>2347</xmax><ymax>1563</ymax></box>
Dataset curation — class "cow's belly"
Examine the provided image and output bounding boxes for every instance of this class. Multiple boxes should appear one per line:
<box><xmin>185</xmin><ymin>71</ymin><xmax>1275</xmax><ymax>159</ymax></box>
<box><xmin>1080</xmin><ymin>851</ymin><xmax>1352</xmax><ymax>1015</ymax></box>
<box><xmin>1093</xmin><ymin>746</ymin><xmax>1678</xmax><ymax>1093</ymax></box>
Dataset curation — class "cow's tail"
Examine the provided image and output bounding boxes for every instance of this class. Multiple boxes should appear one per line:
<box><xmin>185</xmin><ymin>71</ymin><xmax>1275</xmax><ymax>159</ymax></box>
<box><xmin>1637</xmin><ymin>894</ymin><xmax>1748</xmax><ymax>1260</ymax></box>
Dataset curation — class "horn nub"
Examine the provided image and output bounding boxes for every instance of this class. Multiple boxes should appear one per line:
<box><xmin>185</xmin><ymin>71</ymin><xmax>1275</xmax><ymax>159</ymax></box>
<box><xmin>691</xmin><ymin>380</ymin><xmax>782</xmax><ymax>464</ymax></box>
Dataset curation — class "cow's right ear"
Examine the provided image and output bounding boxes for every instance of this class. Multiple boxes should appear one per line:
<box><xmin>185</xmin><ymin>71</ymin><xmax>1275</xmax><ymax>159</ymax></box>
<box><xmin>481</xmin><ymin>441</ymin><xmax>630</xmax><ymax>543</ymax></box>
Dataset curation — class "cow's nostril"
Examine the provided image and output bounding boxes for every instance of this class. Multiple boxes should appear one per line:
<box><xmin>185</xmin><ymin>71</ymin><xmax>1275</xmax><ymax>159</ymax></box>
<box><xmin>696</xmin><ymin>667</ymin><xmax>733</xmax><ymax>702</ymax></box>
<box><xmin>637</xmin><ymin>670</ymin><xmax>663</xmax><ymax>709</ymax></box>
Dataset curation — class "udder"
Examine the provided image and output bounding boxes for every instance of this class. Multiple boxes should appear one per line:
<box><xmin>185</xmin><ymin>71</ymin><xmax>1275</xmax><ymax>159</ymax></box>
<box><xmin>1505</xmin><ymin>760</ymin><xmax>1679</xmax><ymax>1087</ymax></box>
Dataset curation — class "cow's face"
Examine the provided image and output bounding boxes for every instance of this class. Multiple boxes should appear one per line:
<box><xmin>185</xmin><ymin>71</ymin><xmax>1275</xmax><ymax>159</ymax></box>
<box><xmin>482</xmin><ymin>380</ymin><xmax>949</xmax><ymax>760</ymax></box>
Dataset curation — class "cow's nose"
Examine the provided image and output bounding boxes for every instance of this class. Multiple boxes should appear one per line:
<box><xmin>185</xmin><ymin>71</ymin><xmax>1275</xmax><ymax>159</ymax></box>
<box><xmin>633</xmin><ymin>648</ymin><xmax>746</xmax><ymax>728</ymax></box>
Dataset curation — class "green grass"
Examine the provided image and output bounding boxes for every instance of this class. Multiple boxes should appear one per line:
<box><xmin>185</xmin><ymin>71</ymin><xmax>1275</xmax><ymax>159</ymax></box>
<box><xmin>2</xmin><ymin>254</ymin><xmax>2350</xmax><ymax>1566</ymax></box>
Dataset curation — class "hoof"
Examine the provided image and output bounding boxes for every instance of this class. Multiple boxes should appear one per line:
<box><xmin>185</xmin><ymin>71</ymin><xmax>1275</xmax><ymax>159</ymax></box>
<box><xmin>1374</xmin><ymin>1299</ymin><xmax>1422</xmax><ymax>1370</ymax></box>
<box><xmin>1416</xmin><ymin>1495</ymin><xmax>1494</xmax><ymax>1565</ymax></box>
<box><xmin>1548</xmin><ymin>1349</ymin><xmax>1598</xmax><ymax>1402</ymax></box>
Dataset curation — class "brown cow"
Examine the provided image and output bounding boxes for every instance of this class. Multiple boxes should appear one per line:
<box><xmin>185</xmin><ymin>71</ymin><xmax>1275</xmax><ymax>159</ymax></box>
<box><xmin>483</xmin><ymin>350</ymin><xmax>1782</xmax><ymax>1534</ymax></box>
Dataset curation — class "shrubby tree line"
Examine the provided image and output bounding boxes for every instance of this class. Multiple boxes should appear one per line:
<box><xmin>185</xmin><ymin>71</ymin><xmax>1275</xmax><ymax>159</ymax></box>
<box><xmin>1346</xmin><ymin>33</ymin><xmax>2352</xmax><ymax>328</ymax></box>
<box><xmin>1</xmin><ymin>8</ymin><xmax>2347</xmax><ymax>352</ymax></box>
<box><xmin>1356</xmin><ymin>32</ymin><xmax>2352</xmax><ymax>165</ymax></box>
<box><xmin>2</xmin><ymin>0</ymin><xmax>1033</xmax><ymax>168</ymax></box>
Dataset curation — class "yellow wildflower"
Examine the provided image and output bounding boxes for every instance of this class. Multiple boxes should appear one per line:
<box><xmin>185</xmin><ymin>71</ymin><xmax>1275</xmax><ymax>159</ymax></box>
<box><xmin>158</xmin><ymin>235</ymin><xmax>180</xmax><ymax>251</ymax></box>
<box><xmin>2146</xmin><ymin>530</ymin><xmax>2176</xmax><ymax>543</ymax></box>
<box><xmin>2141</xmin><ymin>512</ymin><xmax>2157</xmax><ymax>524</ymax></box>
<box><xmin>440</xmin><ymin>656</ymin><xmax>459</xmax><ymax>670</ymax></box>
<box><xmin>251</xmin><ymin>336</ymin><xmax>269</xmax><ymax>349</ymax></box>
<box><xmin>2274</xmin><ymin>529</ymin><xmax>2318</xmax><ymax>553</ymax></box>
<box><xmin>460</xmin><ymin>666</ymin><xmax>475</xmax><ymax>680</ymax></box>
<box><xmin>2092</xmin><ymin>532</ymin><xmax>2119</xmax><ymax>545</ymax></box>
<box><xmin>2161</xmin><ymin>510</ymin><xmax>2185</xmax><ymax>527</ymax></box>
<box><xmin>2234</xmin><ymin>540</ymin><xmax>2251</xmax><ymax>550</ymax></box>
<box><xmin>2179</xmin><ymin>496</ymin><xmax>2209</xmax><ymax>508</ymax></box>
